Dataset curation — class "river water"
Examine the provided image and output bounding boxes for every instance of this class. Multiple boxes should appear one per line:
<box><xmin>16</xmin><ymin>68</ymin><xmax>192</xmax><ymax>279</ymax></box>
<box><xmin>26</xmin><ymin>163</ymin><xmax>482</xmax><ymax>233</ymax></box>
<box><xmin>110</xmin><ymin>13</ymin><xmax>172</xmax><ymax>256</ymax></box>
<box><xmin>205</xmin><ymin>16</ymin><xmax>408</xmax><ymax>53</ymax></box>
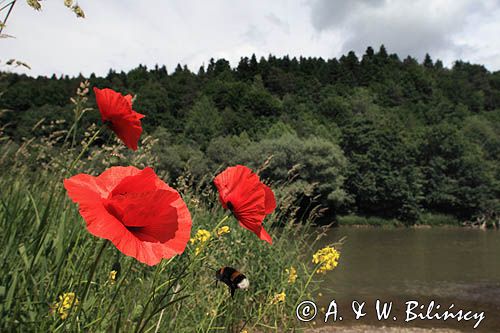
<box><xmin>314</xmin><ymin>227</ymin><xmax>500</xmax><ymax>332</ymax></box>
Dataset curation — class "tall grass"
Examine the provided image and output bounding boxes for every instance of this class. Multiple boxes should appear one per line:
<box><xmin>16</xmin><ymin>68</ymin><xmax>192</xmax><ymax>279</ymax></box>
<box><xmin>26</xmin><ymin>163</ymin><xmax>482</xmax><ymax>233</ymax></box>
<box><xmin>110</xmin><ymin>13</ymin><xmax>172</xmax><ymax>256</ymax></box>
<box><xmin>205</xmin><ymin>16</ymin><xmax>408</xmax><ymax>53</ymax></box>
<box><xmin>0</xmin><ymin>85</ymin><xmax>340</xmax><ymax>332</ymax></box>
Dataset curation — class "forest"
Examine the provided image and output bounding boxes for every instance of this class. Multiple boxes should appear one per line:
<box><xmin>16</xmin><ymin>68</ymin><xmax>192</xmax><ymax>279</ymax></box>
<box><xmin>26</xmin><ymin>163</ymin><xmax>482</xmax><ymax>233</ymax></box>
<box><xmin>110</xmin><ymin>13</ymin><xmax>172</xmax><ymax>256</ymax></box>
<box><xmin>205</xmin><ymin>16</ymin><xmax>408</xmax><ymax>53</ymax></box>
<box><xmin>1</xmin><ymin>45</ymin><xmax>499</xmax><ymax>224</ymax></box>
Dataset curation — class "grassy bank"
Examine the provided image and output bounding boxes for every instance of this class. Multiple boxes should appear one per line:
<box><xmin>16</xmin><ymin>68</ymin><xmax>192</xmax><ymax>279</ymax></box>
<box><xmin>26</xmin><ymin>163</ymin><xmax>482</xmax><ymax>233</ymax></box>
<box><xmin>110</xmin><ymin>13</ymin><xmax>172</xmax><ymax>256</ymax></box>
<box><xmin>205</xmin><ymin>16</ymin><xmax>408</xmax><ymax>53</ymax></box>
<box><xmin>336</xmin><ymin>213</ymin><xmax>462</xmax><ymax>227</ymax></box>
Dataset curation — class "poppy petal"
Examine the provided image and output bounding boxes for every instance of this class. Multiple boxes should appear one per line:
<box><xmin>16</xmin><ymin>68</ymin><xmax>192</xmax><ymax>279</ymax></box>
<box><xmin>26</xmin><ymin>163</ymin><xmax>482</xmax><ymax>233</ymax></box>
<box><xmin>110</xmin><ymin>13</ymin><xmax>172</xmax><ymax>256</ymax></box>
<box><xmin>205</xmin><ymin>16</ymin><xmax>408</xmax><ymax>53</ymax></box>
<box><xmin>236</xmin><ymin>211</ymin><xmax>272</xmax><ymax>244</ymax></box>
<box><xmin>258</xmin><ymin>225</ymin><xmax>273</xmax><ymax>244</ymax></box>
<box><xmin>109</xmin><ymin>112</ymin><xmax>144</xmax><ymax>151</ymax></box>
<box><xmin>110</xmin><ymin>167</ymin><xmax>158</xmax><ymax>197</ymax></box>
<box><xmin>96</xmin><ymin>166</ymin><xmax>142</xmax><ymax>195</ymax></box>
<box><xmin>93</xmin><ymin>87</ymin><xmax>131</xmax><ymax>121</ymax></box>
<box><xmin>64</xmin><ymin>166</ymin><xmax>192</xmax><ymax>266</ymax></box>
<box><xmin>93</xmin><ymin>87</ymin><xmax>145</xmax><ymax>151</ymax></box>
<box><xmin>214</xmin><ymin>165</ymin><xmax>275</xmax><ymax>244</ymax></box>
<box><xmin>262</xmin><ymin>184</ymin><xmax>277</xmax><ymax>214</ymax></box>
<box><xmin>124</xmin><ymin>94</ymin><xmax>133</xmax><ymax>108</ymax></box>
<box><xmin>64</xmin><ymin>174</ymin><xmax>104</xmax><ymax>205</ymax></box>
<box><xmin>214</xmin><ymin>165</ymin><xmax>261</xmax><ymax>207</ymax></box>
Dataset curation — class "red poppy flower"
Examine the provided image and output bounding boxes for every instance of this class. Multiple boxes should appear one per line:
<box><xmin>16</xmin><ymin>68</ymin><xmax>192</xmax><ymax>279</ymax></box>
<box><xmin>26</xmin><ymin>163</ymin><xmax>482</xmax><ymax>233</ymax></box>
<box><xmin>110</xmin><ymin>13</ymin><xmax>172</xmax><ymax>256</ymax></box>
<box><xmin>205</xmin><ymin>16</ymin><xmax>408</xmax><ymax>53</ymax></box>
<box><xmin>93</xmin><ymin>87</ymin><xmax>145</xmax><ymax>151</ymax></box>
<box><xmin>214</xmin><ymin>165</ymin><xmax>276</xmax><ymax>244</ymax></box>
<box><xmin>64</xmin><ymin>166</ymin><xmax>192</xmax><ymax>266</ymax></box>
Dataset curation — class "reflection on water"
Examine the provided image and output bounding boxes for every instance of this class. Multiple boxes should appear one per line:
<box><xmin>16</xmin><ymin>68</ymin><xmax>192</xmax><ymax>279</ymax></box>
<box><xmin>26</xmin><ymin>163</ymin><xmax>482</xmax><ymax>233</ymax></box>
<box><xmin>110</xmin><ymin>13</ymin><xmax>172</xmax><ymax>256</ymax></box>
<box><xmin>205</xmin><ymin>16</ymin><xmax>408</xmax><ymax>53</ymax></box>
<box><xmin>316</xmin><ymin>227</ymin><xmax>500</xmax><ymax>332</ymax></box>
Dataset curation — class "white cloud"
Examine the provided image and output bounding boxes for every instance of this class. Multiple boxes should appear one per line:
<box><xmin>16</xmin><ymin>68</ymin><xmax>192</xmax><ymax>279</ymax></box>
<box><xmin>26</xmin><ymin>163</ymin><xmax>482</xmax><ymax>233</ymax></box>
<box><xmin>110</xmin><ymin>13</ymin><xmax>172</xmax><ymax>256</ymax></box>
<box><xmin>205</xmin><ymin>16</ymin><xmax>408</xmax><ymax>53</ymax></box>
<box><xmin>0</xmin><ymin>0</ymin><xmax>498</xmax><ymax>77</ymax></box>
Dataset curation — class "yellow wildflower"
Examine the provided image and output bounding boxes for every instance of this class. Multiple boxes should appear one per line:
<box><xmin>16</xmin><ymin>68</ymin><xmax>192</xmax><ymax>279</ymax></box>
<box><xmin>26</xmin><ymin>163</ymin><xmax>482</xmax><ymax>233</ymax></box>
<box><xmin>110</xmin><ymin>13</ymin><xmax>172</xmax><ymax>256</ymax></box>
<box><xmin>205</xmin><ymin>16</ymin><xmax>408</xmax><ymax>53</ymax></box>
<box><xmin>312</xmin><ymin>246</ymin><xmax>340</xmax><ymax>274</ymax></box>
<box><xmin>190</xmin><ymin>229</ymin><xmax>211</xmax><ymax>244</ymax></box>
<box><xmin>285</xmin><ymin>266</ymin><xmax>297</xmax><ymax>284</ymax></box>
<box><xmin>190</xmin><ymin>197</ymin><xmax>200</xmax><ymax>208</ymax></box>
<box><xmin>216</xmin><ymin>225</ymin><xmax>230</xmax><ymax>237</ymax></box>
<box><xmin>270</xmin><ymin>291</ymin><xmax>286</xmax><ymax>304</ymax></box>
<box><xmin>194</xmin><ymin>246</ymin><xmax>202</xmax><ymax>256</ymax></box>
<box><xmin>52</xmin><ymin>292</ymin><xmax>79</xmax><ymax>320</ymax></box>
<box><xmin>109</xmin><ymin>270</ymin><xmax>117</xmax><ymax>284</ymax></box>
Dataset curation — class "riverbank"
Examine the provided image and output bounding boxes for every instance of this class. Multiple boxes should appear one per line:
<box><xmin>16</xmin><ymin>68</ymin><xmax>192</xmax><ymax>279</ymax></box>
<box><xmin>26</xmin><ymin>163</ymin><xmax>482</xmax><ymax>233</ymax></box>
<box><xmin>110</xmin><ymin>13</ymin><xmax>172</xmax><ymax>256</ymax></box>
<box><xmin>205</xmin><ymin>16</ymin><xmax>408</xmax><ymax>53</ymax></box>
<box><xmin>307</xmin><ymin>325</ymin><xmax>461</xmax><ymax>333</ymax></box>
<box><xmin>336</xmin><ymin>214</ymin><xmax>499</xmax><ymax>229</ymax></box>
<box><xmin>337</xmin><ymin>214</ymin><xmax>459</xmax><ymax>227</ymax></box>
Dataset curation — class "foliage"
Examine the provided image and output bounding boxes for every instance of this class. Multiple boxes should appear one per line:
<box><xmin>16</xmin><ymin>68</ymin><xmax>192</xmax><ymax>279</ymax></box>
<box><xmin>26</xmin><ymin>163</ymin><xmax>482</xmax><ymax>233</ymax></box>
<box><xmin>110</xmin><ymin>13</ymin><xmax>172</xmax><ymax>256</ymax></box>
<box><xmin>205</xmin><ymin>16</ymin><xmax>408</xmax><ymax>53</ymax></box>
<box><xmin>1</xmin><ymin>47</ymin><xmax>499</xmax><ymax>224</ymax></box>
<box><xmin>417</xmin><ymin>213</ymin><xmax>460</xmax><ymax>226</ymax></box>
<box><xmin>336</xmin><ymin>215</ymin><xmax>403</xmax><ymax>227</ymax></box>
<box><xmin>0</xmin><ymin>118</ymin><xmax>337</xmax><ymax>332</ymax></box>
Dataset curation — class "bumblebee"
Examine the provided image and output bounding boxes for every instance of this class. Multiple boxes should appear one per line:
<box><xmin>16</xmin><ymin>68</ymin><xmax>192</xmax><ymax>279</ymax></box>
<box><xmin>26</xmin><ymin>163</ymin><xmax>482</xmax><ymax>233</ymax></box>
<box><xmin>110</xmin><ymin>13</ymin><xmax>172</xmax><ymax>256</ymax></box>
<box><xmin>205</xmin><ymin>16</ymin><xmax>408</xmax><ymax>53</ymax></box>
<box><xmin>215</xmin><ymin>266</ymin><xmax>249</xmax><ymax>298</ymax></box>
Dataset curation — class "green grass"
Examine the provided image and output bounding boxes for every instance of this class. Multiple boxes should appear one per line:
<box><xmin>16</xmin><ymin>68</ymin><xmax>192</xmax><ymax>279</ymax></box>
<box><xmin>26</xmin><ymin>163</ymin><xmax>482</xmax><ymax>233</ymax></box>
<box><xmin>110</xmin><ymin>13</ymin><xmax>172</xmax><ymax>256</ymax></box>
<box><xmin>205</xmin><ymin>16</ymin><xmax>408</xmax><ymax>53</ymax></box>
<box><xmin>337</xmin><ymin>213</ymin><xmax>462</xmax><ymax>227</ymax></box>
<box><xmin>0</xmin><ymin>150</ymin><xmax>335</xmax><ymax>333</ymax></box>
<box><xmin>416</xmin><ymin>213</ymin><xmax>460</xmax><ymax>226</ymax></box>
<box><xmin>336</xmin><ymin>214</ymin><xmax>404</xmax><ymax>227</ymax></box>
<box><xmin>0</xmin><ymin>86</ymin><xmax>342</xmax><ymax>332</ymax></box>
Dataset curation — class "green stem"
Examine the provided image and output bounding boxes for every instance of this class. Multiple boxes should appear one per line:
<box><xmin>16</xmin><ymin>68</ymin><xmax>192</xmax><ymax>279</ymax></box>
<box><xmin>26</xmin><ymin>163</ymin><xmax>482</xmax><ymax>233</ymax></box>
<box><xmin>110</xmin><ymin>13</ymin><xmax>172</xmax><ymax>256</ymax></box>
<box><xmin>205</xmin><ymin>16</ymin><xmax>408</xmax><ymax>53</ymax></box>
<box><xmin>293</xmin><ymin>262</ymin><xmax>321</xmax><ymax>311</ymax></box>
<box><xmin>66</xmin><ymin>125</ymin><xmax>105</xmax><ymax>174</ymax></box>
<box><xmin>133</xmin><ymin>215</ymin><xmax>230</xmax><ymax>332</ymax></box>
<box><xmin>252</xmin><ymin>266</ymin><xmax>317</xmax><ymax>331</ymax></box>
<box><xmin>72</xmin><ymin>110</ymin><xmax>78</xmax><ymax>148</ymax></box>
<box><xmin>94</xmin><ymin>259</ymin><xmax>135</xmax><ymax>330</ymax></box>
<box><xmin>71</xmin><ymin>240</ymin><xmax>108</xmax><ymax>328</ymax></box>
<box><xmin>193</xmin><ymin>214</ymin><xmax>230</xmax><ymax>258</ymax></box>
<box><xmin>212</xmin><ymin>215</ymin><xmax>230</xmax><ymax>233</ymax></box>
<box><xmin>82</xmin><ymin>240</ymin><xmax>108</xmax><ymax>299</ymax></box>
<box><xmin>63</xmin><ymin>107</ymin><xmax>89</xmax><ymax>146</ymax></box>
<box><xmin>134</xmin><ymin>261</ymin><xmax>164</xmax><ymax>333</ymax></box>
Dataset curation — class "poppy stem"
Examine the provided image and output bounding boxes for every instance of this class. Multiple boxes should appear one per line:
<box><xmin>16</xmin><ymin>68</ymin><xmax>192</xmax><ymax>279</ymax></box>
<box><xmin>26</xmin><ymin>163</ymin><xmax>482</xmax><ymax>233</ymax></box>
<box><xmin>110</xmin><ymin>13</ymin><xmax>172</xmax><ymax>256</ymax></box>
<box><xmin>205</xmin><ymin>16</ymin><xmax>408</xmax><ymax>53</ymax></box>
<box><xmin>133</xmin><ymin>260</ymin><xmax>165</xmax><ymax>333</ymax></box>
<box><xmin>95</xmin><ymin>258</ymin><xmax>135</xmax><ymax>331</ymax></box>
<box><xmin>212</xmin><ymin>215</ymin><xmax>230</xmax><ymax>233</ymax></box>
<box><xmin>72</xmin><ymin>239</ymin><xmax>108</xmax><ymax>327</ymax></box>
<box><xmin>66</xmin><ymin>124</ymin><xmax>106</xmax><ymax>174</ymax></box>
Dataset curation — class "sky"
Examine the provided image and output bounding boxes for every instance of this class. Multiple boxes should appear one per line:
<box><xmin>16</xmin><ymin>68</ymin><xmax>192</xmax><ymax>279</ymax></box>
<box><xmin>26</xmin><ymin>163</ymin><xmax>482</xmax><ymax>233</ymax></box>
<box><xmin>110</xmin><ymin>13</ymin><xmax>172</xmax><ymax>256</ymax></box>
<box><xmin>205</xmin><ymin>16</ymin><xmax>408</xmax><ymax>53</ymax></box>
<box><xmin>1</xmin><ymin>0</ymin><xmax>499</xmax><ymax>77</ymax></box>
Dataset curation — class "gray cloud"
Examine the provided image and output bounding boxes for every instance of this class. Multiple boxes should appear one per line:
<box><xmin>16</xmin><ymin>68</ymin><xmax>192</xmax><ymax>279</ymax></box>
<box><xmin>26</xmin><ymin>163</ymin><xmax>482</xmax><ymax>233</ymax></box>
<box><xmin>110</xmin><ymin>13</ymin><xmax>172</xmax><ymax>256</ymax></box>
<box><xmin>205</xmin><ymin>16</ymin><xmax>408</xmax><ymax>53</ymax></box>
<box><xmin>310</xmin><ymin>0</ymin><xmax>500</xmax><ymax>64</ymax></box>
<box><xmin>311</xmin><ymin>0</ymin><xmax>387</xmax><ymax>31</ymax></box>
<box><xmin>266</xmin><ymin>13</ymin><xmax>290</xmax><ymax>34</ymax></box>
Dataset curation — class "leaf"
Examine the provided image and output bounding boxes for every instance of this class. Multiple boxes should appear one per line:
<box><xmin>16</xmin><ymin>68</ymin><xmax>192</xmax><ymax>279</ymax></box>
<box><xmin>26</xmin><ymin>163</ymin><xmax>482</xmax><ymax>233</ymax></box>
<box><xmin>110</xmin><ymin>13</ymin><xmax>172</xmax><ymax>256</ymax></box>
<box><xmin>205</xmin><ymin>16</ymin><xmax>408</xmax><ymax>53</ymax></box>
<box><xmin>15</xmin><ymin>60</ymin><xmax>31</xmax><ymax>69</ymax></box>
<box><xmin>18</xmin><ymin>243</ymin><xmax>30</xmax><ymax>271</ymax></box>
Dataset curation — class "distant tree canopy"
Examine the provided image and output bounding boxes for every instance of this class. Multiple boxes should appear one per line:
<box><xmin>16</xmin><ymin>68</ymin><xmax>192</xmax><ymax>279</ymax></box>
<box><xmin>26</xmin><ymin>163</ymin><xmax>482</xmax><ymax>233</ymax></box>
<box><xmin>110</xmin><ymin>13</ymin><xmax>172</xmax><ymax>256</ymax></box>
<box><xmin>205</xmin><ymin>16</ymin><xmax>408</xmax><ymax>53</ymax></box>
<box><xmin>1</xmin><ymin>46</ymin><xmax>499</xmax><ymax>223</ymax></box>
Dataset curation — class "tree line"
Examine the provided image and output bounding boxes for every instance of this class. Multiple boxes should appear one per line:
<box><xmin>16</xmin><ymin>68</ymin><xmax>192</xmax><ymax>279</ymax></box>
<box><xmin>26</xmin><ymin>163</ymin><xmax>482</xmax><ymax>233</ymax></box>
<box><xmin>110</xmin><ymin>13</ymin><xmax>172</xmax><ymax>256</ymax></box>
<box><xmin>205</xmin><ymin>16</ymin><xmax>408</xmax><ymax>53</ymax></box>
<box><xmin>1</xmin><ymin>45</ymin><xmax>499</xmax><ymax>224</ymax></box>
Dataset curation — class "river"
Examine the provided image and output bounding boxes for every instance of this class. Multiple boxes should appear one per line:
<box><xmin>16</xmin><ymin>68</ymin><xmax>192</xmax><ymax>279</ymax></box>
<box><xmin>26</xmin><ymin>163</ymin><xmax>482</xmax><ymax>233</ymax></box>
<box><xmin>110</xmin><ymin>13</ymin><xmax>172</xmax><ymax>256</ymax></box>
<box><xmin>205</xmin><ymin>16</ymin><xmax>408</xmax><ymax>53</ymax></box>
<box><xmin>312</xmin><ymin>226</ymin><xmax>500</xmax><ymax>332</ymax></box>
